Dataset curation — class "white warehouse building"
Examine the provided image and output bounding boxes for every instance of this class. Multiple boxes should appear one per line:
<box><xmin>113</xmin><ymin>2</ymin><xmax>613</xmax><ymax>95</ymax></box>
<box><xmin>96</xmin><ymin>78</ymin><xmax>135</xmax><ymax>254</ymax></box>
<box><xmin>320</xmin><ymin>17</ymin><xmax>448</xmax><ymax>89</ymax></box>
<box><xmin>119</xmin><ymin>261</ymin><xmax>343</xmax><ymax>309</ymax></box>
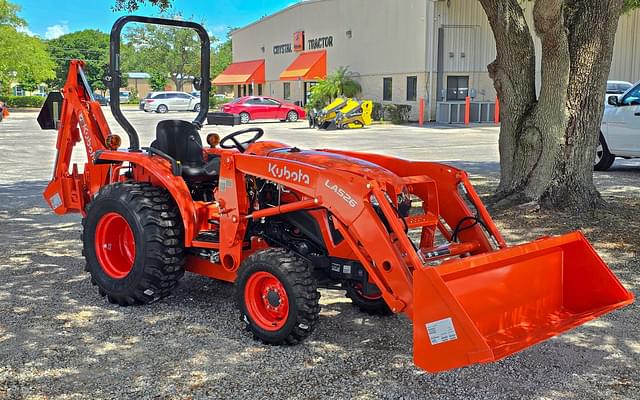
<box><xmin>214</xmin><ymin>0</ymin><xmax>640</xmax><ymax>122</ymax></box>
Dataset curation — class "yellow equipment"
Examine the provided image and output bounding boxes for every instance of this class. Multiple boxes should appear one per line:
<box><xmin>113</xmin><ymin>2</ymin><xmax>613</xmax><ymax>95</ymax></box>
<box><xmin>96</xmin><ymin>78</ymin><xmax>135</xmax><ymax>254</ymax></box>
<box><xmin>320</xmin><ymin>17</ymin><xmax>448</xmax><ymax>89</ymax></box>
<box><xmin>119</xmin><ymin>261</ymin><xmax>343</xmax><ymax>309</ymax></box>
<box><xmin>316</xmin><ymin>98</ymin><xmax>373</xmax><ymax>130</ymax></box>
<box><xmin>335</xmin><ymin>99</ymin><xmax>373</xmax><ymax>129</ymax></box>
<box><xmin>316</xmin><ymin>97</ymin><xmax>348</xmax><ymax>129</ymax></box>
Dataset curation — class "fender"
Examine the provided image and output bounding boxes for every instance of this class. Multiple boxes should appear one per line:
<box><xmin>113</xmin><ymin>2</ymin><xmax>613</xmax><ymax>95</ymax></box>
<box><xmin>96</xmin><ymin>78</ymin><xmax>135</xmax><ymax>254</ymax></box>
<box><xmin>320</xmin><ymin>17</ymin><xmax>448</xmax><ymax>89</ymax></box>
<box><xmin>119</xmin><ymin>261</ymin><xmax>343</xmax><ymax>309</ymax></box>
<box><xmin>96</xmin><ymin>150</ymin><xmax>199</xmax><ymax>246</ymax></box>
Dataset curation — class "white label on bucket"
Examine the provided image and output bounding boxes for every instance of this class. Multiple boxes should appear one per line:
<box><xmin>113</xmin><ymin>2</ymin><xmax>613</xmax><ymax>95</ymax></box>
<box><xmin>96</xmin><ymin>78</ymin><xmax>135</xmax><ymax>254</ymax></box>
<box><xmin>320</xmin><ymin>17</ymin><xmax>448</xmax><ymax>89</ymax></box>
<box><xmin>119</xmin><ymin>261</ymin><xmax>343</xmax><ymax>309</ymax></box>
<box><xmin>426</xmin><ymin>317</ymin><xmax>457</xmax><ymax>345</ymax></box>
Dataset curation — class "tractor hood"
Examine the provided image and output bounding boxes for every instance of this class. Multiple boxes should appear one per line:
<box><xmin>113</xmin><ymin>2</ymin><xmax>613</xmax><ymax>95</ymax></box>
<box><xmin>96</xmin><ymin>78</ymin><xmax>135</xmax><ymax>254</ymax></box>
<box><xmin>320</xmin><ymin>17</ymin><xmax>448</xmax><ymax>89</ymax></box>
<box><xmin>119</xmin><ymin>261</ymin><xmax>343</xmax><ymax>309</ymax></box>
<box><xmin>262</xmin><ymin>147</ymin><xmax>406</xmax><ymax>188</ymax></box>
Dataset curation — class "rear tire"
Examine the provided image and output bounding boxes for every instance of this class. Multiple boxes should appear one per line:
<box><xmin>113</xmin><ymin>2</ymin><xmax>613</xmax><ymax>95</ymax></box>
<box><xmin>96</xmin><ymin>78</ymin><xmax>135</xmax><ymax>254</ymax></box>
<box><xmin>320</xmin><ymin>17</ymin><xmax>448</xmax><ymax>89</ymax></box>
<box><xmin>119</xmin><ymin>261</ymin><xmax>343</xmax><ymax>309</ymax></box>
<box><xmin>287</xmin><ymin>110</ymin><xmax>299</xmax><ymax>122</ymax></box>
<box><xmin>156</xmin><ymin>104</ymin><xmax>168</xmax><ymax>113</ymax></box>
<box><xmin>82</xmin><ymin>183</ymin><xmax>185</xmax><ymax>306</ymax></box>
<box><xmin>344</xmin><ymin>282</ymin><xmax>393</xmax><ymax>316</ymax></box>
<box><xmin>594</xmin><ymin>133</ymin><xmax>615</xmax><ymax>171</ymax></box>
<box><xmin>236</xmin><ymin>248</ymin><xmax>320</xmax><ymax>344</ymax></box>
<box><xmin>239</xmin><ymin>112</ymin><xmax>250</xmax><ymax>124</ymax></box>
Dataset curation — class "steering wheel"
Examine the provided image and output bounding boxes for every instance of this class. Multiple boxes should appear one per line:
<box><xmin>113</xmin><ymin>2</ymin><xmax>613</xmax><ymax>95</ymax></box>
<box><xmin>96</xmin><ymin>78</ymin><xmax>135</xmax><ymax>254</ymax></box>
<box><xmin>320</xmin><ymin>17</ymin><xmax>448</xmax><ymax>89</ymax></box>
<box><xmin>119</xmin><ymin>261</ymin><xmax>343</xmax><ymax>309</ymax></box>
<box><xmin>219</xmin><ymin>128</ymin><xmax>264</xmax><ymax>152</ymax></box>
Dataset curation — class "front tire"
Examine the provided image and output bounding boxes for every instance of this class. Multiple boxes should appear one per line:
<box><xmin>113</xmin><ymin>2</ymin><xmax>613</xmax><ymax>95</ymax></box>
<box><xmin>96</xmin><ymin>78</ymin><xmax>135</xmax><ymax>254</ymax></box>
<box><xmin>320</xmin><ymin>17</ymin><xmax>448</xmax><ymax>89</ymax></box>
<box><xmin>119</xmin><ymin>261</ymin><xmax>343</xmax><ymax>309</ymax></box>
<box><xmin>239</xmin><ymin>112</ymin><xmax>250</xmax><ymax>124</ymax></box>
<box><xmin>236</xmin><ymin>248</ymin><xmax>320</xmax><ymax>344</ymax></box>
<box><xmin>193</xmin><ymin>103</ymin><xmax>201</xmax><ymax>112</ymax></box>
<box><xmin>286</xmin><ymin>110</ymin><xmax>299</xmax><ymax>122</ymax></box>
<box><xmin>594</xmin><ymin>133</ymin><xmax>615</xmax><ymax>171</ymax></box>
<box><xmin>82</xmin><ymin>183</ymin><xmax>185</xmax><ymax>306</ymax></box>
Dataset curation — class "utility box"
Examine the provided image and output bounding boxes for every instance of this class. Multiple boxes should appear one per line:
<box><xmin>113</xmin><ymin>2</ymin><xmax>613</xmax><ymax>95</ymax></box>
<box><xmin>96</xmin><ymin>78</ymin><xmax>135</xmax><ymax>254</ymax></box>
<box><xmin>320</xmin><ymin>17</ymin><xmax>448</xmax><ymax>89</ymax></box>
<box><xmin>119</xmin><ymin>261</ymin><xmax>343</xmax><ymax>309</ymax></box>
<box><xmin>436</xmin><ymin>101</ymin><xmax>497</xmax><ymax>124</ymax></box>
<box><xmin>207</xmin><ymin>112</ymin><xmax>241</xmax><ymax>126</ymax></box>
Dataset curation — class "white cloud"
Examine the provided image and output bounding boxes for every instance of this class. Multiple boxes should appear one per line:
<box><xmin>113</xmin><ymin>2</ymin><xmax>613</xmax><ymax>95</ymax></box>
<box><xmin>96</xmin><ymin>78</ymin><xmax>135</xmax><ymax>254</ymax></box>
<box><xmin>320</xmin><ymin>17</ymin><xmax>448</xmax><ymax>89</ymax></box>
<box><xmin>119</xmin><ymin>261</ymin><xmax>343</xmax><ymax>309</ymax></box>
<box><xmin>16</xmin><ymin>26</ymin><xmax>38</xmax><ymax>37</ymax></box>
<box><xmin>45</xmin><ymin>23</ymin><xmax>69</xmax><ymax>40</ymax></box>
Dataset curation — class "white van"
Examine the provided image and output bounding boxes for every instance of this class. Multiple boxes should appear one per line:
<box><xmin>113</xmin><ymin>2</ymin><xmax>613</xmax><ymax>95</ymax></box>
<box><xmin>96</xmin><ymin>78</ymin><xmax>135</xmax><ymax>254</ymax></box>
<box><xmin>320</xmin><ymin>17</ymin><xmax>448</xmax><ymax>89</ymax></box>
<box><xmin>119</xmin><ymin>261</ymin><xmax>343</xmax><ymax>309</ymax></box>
<box><xmin>597</xmin><ymin>80</ymin><xmax>640</xmax><ymax>170</ymax></box>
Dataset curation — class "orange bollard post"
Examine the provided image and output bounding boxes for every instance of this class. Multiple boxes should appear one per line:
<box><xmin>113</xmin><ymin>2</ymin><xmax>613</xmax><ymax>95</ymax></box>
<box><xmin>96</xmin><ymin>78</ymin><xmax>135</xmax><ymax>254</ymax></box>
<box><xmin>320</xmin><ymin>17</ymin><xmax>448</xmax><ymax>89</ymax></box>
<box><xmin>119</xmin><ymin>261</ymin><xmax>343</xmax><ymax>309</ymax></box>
<box><xmin>464</xmin><ymin>96</ymin><xmax>470</xmax><ymax>125</ymax></box>
<box><xmin>495</xmin><ymin>97</ymin><xmax>500</xmax><ymax>124</ymax></box>
<box><xmin>419</xmin><ymin>97</ymin><xmax>425</xmax><ymax>126</ymax></box>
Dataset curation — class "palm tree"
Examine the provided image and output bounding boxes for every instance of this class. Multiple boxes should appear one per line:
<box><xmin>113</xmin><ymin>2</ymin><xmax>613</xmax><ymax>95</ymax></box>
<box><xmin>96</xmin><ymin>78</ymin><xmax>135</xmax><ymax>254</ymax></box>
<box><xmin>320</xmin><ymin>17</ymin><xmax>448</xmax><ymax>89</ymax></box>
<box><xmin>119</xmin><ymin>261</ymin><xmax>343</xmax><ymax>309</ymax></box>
<box><xmin>308</xmin><ymin>66</ymin><xmax>361</xmax><ymax>109</ymax></box>
<box><xmin>331</xmin><ymin>66</ymin><xmax>361</xmax><ymax>98</ymax></box>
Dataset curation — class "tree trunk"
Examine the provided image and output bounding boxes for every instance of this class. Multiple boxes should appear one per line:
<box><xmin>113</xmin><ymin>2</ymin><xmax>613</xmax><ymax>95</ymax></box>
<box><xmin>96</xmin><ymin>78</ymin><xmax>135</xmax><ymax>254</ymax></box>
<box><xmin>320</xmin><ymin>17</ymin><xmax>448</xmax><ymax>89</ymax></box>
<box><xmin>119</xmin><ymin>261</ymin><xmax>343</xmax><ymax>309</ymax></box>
<box><xmin>546</xmin><ymin>0</ymin><xmax>624</xmax><ymax>208</ymax></box>
<box><xmin>479</xmin><ymin>0</ymin><xmax>624</xmax><ymax>211</ymax></box>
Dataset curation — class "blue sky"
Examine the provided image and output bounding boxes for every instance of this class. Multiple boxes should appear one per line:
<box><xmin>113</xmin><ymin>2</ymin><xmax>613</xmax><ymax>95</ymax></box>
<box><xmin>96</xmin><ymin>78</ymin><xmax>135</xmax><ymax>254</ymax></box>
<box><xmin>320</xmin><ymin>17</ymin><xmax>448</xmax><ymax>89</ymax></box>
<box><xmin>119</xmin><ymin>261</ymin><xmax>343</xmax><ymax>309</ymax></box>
<box><xmin>13</xmin><ymin>0</ymin><xmax>297</xmax><ymax>41</ymax></box>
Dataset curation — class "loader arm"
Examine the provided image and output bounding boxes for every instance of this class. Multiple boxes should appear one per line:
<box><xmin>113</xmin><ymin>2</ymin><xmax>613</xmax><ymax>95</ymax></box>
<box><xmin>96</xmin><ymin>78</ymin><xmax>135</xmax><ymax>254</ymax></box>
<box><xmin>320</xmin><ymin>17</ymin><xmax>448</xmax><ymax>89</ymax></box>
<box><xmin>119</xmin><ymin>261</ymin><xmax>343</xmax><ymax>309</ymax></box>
<box><xmin>219</xmin><ymin>148</ymin><xmax>633</xmax><ymax>372</ymax></box>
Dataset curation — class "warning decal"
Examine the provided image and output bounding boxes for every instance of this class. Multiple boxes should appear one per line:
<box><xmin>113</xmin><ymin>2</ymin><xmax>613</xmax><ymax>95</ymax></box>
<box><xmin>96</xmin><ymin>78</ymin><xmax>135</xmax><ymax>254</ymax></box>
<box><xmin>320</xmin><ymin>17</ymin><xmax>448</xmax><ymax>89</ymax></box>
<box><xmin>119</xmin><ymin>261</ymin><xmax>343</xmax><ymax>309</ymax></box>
<box><xmin>426</xmin><ymin>317</ymin><xmax>458</xmax><ymax>345</ymax></box>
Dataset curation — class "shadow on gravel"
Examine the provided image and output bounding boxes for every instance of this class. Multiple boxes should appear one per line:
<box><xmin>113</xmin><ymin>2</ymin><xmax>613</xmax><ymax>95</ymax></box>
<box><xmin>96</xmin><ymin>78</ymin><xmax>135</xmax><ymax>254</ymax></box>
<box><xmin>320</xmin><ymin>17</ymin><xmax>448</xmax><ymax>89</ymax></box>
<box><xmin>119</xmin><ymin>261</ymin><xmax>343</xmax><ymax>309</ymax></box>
<box><xmin>1</xmin><ymin>177</ymin><xmax>639</xmax><ymax>399</ymax></box>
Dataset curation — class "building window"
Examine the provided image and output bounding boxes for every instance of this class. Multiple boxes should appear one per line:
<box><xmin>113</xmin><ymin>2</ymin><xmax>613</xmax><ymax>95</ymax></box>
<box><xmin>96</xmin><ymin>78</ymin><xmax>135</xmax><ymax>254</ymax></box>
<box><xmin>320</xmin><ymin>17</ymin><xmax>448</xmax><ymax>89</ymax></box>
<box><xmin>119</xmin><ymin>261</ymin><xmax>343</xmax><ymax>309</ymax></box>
<box><xmin>248</xmin><ymin>84</ymin><xmax>254</xmax><ymax>96</ymax></box>
<box><xmin>283</xmin><ymin>82</ymin><xmax>291</xmax><ymax>100</ymax></box>
<box><xmin>406</xmin><ymin>76</ymin><xmax>417</xmax><ymax>101</ymax></box>
<box><xmin>258</xmin><ymin>84</ymin><xmax>263</xmax><ymax>96</ymax></box>
<box><xmin>383</xmin><ymin>77</ymin><xmax>392</xmax><ymax>101</ymax></box>
<box><xmin>13</xmin><ymin>85</ymin><xmax>24</xmax><ymax>96</ymax></box>
<box><xmin>446</xmin><ymin>76</ymin><xmax>469</xmax><ymax>101</ymax></box>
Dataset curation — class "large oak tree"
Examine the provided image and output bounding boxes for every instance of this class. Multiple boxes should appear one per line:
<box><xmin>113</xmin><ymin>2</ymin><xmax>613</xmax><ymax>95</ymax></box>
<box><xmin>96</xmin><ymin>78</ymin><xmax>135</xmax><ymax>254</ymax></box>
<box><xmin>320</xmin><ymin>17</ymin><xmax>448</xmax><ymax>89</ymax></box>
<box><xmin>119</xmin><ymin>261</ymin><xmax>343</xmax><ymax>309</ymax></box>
<box><xmin>479</xmin><ymin>0</ymin><xmax>638</xmax><ymax>210</ymax></box>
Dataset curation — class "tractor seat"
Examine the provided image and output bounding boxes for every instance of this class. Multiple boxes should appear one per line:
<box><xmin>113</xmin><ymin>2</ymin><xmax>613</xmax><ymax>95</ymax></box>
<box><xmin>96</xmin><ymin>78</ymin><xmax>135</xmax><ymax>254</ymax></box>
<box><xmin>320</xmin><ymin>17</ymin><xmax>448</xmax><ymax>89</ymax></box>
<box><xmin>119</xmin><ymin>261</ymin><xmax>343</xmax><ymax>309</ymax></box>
<box><xmin>150</xmin><ymin>120</ymin><xmax>219</xmax><ymax>179</ymax></box>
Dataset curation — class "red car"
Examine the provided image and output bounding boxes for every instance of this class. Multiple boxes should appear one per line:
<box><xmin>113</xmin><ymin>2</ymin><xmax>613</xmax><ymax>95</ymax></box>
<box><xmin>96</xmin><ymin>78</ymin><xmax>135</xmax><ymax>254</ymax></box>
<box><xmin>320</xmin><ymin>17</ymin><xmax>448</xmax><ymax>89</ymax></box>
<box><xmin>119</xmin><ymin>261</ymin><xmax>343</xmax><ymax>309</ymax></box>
<box><xmin>222</xmin><ymin>96</ymin><xmax>306</xmax><ymax>124</ymax></box>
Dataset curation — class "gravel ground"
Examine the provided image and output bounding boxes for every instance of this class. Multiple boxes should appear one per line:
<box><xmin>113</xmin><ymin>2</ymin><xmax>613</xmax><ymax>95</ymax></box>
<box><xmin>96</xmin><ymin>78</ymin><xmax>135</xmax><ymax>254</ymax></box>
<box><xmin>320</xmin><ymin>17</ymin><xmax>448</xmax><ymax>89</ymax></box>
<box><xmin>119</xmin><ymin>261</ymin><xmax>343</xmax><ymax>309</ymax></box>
<box><xmin>0</xmin><ymin>111</ymin><xmax>638</xmax><ymax>399</ymax></box>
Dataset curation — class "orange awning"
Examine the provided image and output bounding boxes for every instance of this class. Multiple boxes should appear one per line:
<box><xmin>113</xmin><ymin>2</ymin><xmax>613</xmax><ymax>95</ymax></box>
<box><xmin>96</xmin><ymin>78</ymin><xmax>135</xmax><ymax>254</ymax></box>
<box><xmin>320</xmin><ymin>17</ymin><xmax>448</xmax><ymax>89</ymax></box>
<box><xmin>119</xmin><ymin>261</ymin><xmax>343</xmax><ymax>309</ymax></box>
<box><xmin>280</xmin><ymin>50</ymin><xmax>327</xmax><ymax>81</ymax></box>
<box><xmin>213</xmin><ymin>59</ymin><xmax>265</xmax><ymax>85</ymax></box>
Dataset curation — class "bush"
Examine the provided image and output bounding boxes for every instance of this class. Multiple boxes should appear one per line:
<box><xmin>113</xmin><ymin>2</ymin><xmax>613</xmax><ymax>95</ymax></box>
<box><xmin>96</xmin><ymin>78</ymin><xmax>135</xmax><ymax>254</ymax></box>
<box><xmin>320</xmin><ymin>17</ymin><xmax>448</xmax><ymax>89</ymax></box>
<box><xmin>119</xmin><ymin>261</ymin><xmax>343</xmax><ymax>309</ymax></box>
<box><xmin>372</xmin><ymin>102</ymin><xmax>384</xmax><ymax>121</ymax></box>
<box><xmin>0</xmin><ymin>96</ymin><xmax>45</xmax><ymax>108</ymax></box>
<box><xmin>384</xmin><ymin>104</ymin><xmax>412</xmax><ymax>124</ymax></box>
<box><xmin>209</xmin><ymin>95</ymin><xmax>232</xmax><ymax>109</ymax></box>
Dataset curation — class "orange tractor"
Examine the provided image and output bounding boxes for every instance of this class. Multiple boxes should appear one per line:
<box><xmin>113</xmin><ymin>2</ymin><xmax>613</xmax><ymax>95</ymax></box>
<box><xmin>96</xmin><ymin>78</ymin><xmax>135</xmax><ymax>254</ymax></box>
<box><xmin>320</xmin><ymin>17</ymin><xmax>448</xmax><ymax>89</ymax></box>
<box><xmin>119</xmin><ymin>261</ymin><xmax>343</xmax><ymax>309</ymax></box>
<box><xmin>39</xmin><ymin>16</ymin><xmax>633</xmax><ymax>373</ymax></box>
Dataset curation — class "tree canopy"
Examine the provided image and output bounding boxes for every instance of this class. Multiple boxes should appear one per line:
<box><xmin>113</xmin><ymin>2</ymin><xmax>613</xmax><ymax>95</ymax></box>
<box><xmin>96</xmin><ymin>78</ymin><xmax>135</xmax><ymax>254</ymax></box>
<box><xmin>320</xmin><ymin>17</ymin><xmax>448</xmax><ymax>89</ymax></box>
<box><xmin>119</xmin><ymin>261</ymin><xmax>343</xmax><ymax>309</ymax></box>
<box><xmin>211</xmin><ymin>34</ymin><xmax>232</xmax><ymax>79</ymax></box>
<box><xmin>124</xmin><ymin>14</ymin><xmax>214</xmax><ymax>92</ymax></box>
<box><xmin>0</xmin><ymin>0</ymin><xmax>54</xmax><ymax>94</ymax></box>
<box><xmin>46</xmin><ymin>30</ymin><xmax>112</xmax><ymax>91</ymax></box>
<box><xmin>113</xmin><ymin>0</ymin><xmax>171</xmax><ymax>12</ymax></box>
<box><xmin>623</xmin><ymin>0</ymin><xmax>640</xmax><ymax>11</ymax></box>
<box><xmin>0</xmin><ymin>0</ymin><xmax>24</xmax><ymax>27</ymax></box>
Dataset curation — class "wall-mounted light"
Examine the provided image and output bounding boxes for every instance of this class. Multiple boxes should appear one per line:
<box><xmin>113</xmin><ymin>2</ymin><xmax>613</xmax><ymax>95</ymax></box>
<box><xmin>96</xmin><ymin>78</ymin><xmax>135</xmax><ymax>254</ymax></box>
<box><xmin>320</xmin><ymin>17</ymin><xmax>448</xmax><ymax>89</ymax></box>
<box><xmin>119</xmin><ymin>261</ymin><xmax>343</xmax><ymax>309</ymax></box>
<box><xmin>460</xmin><ymin>52</ymin><xmax>465</xmax><ymax>58</ymax></box>
<box><xmin>448</xmin><ymin>52</ymin><xmax>454</xmax><ymax>58</ymax></box>
<box><xmin>260</xmin><ymin>46</ymin><xmax>265</xmax><ymax>53</ymax></box>
<box><xmin>346</xmin><ymin>30</ymin><xmax>352</xmax><ymax>39</ymax></box>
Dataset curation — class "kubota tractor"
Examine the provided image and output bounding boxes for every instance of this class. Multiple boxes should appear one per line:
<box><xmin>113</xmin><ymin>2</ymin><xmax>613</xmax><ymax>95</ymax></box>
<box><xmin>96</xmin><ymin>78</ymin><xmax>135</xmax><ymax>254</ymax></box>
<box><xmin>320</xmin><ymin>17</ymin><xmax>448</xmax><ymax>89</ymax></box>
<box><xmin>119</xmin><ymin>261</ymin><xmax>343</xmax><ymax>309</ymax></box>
<box><xmin>39</xmin><ymin>16</ymin><xmax>633</xmax><ymax>373</ymax></box>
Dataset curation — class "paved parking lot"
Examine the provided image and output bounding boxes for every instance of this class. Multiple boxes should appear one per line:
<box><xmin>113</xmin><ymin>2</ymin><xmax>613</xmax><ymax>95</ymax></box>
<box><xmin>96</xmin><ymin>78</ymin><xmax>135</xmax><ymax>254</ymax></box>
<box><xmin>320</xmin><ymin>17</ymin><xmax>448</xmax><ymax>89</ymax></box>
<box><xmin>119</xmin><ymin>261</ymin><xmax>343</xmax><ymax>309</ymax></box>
<box><xmin>0</xmin><ymin>109</ymin><xmax>638</xmax><ymax>399</ymax></box>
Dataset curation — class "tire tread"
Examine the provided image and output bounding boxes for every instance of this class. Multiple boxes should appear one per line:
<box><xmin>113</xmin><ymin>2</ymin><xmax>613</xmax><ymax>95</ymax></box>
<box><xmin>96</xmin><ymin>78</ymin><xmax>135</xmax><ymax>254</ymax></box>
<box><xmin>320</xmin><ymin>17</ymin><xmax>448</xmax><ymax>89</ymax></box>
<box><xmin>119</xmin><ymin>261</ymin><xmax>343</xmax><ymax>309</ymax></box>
<box><xmin>82</xmin><ymin>182</ymin><xmax>185</xmax><ymax>306</ymax></box>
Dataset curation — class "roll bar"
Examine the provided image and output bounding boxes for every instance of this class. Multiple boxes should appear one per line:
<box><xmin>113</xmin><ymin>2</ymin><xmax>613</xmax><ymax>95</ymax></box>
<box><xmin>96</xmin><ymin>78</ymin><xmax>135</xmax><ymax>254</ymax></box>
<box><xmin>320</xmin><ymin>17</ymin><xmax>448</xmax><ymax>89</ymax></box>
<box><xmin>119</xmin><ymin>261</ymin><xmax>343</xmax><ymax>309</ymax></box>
<box><xmin>107</xmin><ymin>15</ymin><xmax>211</xmax><ymax>151</ymax></box>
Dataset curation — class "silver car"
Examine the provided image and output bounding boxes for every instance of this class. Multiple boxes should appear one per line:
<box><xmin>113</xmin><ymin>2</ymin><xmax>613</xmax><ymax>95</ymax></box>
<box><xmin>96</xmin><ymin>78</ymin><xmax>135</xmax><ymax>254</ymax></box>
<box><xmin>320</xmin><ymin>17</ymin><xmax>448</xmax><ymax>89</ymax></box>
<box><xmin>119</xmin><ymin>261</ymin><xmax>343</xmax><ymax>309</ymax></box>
<box><xmin>142</xmin><ymin>91</ymin><xmax>200</xmax><ymax>113</ymax></box>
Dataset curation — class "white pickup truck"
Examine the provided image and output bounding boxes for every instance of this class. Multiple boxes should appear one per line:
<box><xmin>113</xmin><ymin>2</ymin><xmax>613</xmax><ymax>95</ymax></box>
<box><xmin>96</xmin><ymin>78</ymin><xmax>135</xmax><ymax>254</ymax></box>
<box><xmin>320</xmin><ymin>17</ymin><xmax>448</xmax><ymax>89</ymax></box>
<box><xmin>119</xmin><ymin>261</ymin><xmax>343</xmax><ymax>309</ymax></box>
<box><xmin>597</xmin><ymin>81</ymin><xmax>640</xmax><ymax>170</ymax></box>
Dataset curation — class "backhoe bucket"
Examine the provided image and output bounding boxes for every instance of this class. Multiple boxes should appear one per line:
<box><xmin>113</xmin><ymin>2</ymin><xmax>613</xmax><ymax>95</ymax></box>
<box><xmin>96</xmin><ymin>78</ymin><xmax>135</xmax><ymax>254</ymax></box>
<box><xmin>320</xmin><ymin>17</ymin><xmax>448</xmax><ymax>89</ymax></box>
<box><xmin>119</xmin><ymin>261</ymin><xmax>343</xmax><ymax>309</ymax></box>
<box><xmin>412</xmin><ymin>231</ymin><xmax>633</xmax><ymax>372</ymax></box>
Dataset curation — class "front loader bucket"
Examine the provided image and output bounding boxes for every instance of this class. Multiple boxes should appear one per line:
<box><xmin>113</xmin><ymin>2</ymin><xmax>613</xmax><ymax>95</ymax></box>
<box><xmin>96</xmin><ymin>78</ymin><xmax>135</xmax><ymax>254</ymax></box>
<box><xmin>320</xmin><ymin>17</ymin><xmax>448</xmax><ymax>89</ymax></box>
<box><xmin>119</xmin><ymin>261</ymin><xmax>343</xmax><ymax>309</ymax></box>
<box><xmin>413</xmin><ymin>231</ymin><xmax>633</xmax><ymax>373</ymax></box>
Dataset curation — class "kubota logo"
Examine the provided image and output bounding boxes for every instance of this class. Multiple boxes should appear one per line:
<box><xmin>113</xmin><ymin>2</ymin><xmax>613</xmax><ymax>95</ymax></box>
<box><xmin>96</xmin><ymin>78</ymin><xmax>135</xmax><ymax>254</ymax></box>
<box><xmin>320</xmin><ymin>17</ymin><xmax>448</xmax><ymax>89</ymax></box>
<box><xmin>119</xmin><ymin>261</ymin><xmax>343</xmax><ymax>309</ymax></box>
<box><xmin>325</xmin><ymin>179</ymin><xmax>358</xmax><ymax>208</ymax></box>
<box><xmin>78</xmin><ymin>113</ymin><xmax>95</xmax><ymax>158</ymax></box>
<box><xmin>268</xmin><ymin>163</ymin><xmax>310</xmax><ymax>185</ymax></box>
